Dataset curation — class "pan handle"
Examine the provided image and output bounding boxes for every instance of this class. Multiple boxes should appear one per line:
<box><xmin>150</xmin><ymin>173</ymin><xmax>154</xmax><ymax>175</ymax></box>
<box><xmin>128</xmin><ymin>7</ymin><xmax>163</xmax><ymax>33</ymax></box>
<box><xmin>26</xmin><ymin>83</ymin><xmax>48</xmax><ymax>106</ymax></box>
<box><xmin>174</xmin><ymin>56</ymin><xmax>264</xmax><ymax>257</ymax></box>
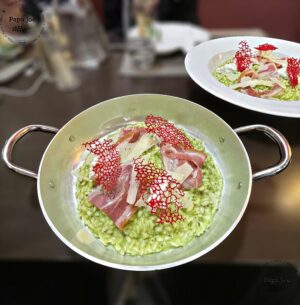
<box><xmin>2</xmin><ymin>125</ymin><xmax>59</xmax><ymax>180</ymax></box>
<box><xmin>234</xmin><ymin>124</ymin><xmax>291</xmax><ymax>181</ymax></box>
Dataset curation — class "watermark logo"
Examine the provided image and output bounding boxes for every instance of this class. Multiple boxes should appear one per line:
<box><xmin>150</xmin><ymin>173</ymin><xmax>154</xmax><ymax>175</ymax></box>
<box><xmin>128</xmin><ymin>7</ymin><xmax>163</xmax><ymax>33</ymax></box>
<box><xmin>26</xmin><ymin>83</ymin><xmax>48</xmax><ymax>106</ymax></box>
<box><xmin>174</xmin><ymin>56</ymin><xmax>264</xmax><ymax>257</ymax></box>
<box><xmin>258</xmin><ymin>260</ymin><xmax>300</xmax><ymax>302</ymax></box>
<box><xmin>0</xmin><ymin>0</ymin><xmax>45</xmax><ymax>45</ymax></box>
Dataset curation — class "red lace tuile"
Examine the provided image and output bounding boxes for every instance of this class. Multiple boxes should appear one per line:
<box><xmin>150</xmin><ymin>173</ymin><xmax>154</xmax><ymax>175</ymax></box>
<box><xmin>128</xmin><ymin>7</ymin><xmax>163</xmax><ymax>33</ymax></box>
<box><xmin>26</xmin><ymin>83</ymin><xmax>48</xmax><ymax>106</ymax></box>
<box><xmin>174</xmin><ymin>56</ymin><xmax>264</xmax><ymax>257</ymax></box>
<box><xmin>255</xmin><ymin>43</ymin><xmax>277</xmax><ymax>51</ymax></box>
<box><xmin>145</xmin><ymin>115</ymin><xmax>192</xmax><ymax>149</ymax></box>
<box><xmin>134</xmin><ymin>158</ymin><xmax>184</xmax><ymax>224</ymax></box>
<box><xmin>235</xmin><ymin>40</ymin><xmax>252</xmax><ymax>72</ymax></box>
<box><xmin>287</xmin><ymin>57</ymin><xmax>300</xmax><ymax>88</ymax></box>
<box><xmin>84</xmin><ymin>139</ymin><xmax>121</xmax><ymax>191</ymax></box>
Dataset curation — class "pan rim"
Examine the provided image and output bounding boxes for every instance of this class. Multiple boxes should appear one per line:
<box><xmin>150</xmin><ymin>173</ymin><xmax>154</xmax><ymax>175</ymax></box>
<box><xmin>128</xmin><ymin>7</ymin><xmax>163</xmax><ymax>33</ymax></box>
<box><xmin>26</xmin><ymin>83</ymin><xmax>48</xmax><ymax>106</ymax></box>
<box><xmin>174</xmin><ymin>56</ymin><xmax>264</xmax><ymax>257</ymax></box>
<box><xmin>37</xmin><ymin>93</ymin><xmax>252</xmax><ymax>270</ymax></box>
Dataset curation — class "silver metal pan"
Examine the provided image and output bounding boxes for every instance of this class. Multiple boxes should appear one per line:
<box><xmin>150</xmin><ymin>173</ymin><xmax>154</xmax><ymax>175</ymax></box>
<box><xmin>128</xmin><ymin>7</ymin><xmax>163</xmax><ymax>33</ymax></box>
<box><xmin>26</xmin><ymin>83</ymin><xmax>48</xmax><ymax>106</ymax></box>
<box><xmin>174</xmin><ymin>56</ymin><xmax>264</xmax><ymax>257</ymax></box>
<box><xmin>2</xmin><ymin>94</ymin><xmax>291</xmax><ymax>271</ymax></box>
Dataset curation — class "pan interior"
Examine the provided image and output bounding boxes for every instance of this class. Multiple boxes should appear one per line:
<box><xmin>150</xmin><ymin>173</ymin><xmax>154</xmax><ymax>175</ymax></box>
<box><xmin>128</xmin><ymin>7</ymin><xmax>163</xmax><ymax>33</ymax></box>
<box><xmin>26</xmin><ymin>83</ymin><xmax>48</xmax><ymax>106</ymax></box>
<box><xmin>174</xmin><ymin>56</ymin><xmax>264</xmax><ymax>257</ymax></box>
<box><xmin>38</xmin><ymin>94</ymin><xmax>251</xmax><ymax>270</ymax></box>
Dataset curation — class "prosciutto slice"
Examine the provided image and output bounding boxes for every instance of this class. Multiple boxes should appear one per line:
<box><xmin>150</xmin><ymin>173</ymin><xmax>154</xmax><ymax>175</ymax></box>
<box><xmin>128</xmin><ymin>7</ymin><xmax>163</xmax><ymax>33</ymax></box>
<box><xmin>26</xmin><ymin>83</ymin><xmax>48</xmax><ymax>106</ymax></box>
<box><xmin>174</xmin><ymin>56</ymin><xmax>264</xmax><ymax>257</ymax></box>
<box><xmin>237</xmin><ymin>69</ymin><xmax>258</xmax><ymax>83</ymax></box>
<box><xmin>160</xmin><ymin>143</ymin><xmax>206</xmax><ymax>189</ymax></box>
<box><xmin>116</xmin><ymin>127</ymin><xmax>159</xmax><ymax>163</ymax></box>
<box><xmin>240</xmin><ymin>83</ymin><xmax>283</xmax><ymax>98</ymax></box>
<box><xmin>88</xmin><ymin>163</ymin><xmax>138</xmax><ymax>230</ymax></box>
<box><xmin>261</xmin><ymin>54</ymin><xmax>287</xmax><ymax>68</ymax></box>
<box><xmin>257</xmin><ymin>63</ymin><xmax>278</xmax><ymax>80</ymax></box>
<box><xmin>117</xmin><ymin>127</ymin><xmax>146</xmax><ymax>145</ymax></box>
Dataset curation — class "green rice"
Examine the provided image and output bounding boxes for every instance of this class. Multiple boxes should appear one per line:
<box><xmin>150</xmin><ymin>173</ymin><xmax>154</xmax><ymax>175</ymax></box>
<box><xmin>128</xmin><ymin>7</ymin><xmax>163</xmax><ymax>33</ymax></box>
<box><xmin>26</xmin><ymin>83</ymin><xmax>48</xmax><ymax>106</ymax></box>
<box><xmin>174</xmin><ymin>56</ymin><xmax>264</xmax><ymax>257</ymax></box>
<box><xmin>76</xmin><ymin>126</ymin><xmax>223</xmax><ymax>256</ymax></box>
<box><xmin>213</xmin><ymin>59</ymin><xmax>300</xmax><ymax>101</ymax></box>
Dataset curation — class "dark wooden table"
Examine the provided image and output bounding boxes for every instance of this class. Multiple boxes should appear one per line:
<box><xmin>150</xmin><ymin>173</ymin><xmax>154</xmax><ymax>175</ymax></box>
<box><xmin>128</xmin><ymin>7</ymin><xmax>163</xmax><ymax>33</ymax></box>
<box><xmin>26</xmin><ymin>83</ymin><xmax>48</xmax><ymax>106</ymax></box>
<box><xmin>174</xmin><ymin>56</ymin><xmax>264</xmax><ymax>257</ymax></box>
<box><xmin>0</xmin><ymin>53</ymin><xmax>299</xmax><ymax>264</ymax></box>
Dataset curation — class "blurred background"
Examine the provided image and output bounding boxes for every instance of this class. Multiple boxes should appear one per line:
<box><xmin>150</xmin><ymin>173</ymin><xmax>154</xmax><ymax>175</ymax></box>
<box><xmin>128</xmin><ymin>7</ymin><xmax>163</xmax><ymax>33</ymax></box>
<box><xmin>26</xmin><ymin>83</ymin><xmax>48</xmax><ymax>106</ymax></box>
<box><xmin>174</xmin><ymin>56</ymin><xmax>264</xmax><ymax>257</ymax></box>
<box><xmin>0</xmin><ymin>0</ymin><xmax>300</xmax><ymax>304</ymax></box>
<box><xmin>0</xmin><ymin>0</ymin><xmax>299</xmax><ymax>94</ymax></box>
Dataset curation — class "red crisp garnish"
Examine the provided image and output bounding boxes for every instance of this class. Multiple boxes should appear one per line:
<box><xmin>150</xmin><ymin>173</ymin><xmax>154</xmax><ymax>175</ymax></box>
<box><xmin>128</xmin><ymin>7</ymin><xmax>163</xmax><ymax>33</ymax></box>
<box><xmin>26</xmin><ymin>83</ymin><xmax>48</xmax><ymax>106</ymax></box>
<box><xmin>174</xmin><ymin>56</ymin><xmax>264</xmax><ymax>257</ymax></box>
<box><xmin>255</xmin><ymin>43</ymin><xmax>277</xmax><ymax>51</ymax></box>
<box><xmin>134</xmin><ymin>158</ymin><xmax>184</xmax><ymax>224</ymax></box>
<box><xmin>235</xmin><ymin>40</ymin><xmax>252</xmax><ymax>72</ymax></box>
<box><xmin>287</xmin><ymin>57</ymin><xmax>300</xmax><ymax>88</ymax></box>
<box><xmin>84</xmin><ymin>139</ymin><xmax>121</xmax><ymax>191</ymax></box>
<box><xmin>145</xmin><ymin>115</ymin><xmax>192</xmax><ymax>149</ymax></box>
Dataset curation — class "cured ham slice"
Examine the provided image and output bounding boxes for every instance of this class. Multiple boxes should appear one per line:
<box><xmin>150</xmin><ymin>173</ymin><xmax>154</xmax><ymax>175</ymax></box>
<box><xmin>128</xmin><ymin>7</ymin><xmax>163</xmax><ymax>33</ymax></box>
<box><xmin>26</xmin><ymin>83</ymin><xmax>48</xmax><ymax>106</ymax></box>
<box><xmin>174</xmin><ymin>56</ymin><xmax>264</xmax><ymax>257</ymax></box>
<box><xmin>88</xmin><ymin>163</ymin><xmax>138</xmax><ymax>230</ymax></box>
<box><xmin>240</xmin><ymin>87</ymin><xmax>260</xmax><ymax>97</ymax></box>
<box><xmin>237</xmin><ymin>69</ymin><xmax>258</xmax><ymax>83</ymax></box>
<box><xmin>261</xmin><ymin>54</ymin><xmax>287</xmax><ymax>68</ymax></box>
<box><xmin>117</xmin><ymin>127</ymin><xmax>146</xmax><ymax>145</ymax></box>
<box><xmin>160</xmin><ymin>143</ymin><xmax>206</xmax><ymax>189</ymax></box>
<box><xmin>257</xmin><ymin>63</ymin><xmax>278</xmax><ymax>80</ymax></box>
<box><xmin>240</xmin><ymin>83</ymin><xmax>283</xmax><ymax>98</ymax></box>
<box><xmin>117</xmin><ymin>127</ymin><xmax>159</xmax><ymax>163</ymax></box>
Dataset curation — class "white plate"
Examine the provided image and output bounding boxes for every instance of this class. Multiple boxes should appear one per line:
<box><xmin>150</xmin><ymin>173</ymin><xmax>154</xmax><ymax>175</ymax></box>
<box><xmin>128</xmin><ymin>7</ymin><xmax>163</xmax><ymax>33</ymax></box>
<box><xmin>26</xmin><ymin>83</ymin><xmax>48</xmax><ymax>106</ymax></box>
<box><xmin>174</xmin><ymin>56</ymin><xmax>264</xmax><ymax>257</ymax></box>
<box><xmin>129</xmin><ymin>22</ymin><xmax>210</xmax><ymax>55</ymax></box>
<box><xmin>185</xmin><ymin>36</ymin><xmax>300</xmax><ymax>118</ymax></box>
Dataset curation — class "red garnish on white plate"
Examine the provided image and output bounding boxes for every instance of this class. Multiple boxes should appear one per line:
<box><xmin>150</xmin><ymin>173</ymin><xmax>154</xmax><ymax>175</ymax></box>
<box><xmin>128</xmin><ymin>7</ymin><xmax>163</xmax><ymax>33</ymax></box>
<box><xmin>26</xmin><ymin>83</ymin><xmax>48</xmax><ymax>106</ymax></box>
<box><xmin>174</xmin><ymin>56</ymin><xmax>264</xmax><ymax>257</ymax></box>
<box><xmin>255</xmin><ymin>43</ymin><xmax>277</xmax><ymax>51</ymax></box>
<box><xmin>145</xmin><ymin>115</ymin><xmax>192</xmax><ymax>149</ymax></box>
<box><xmin>235</xmin><ymin>40</ymin><xmax>252</xmax><ymax>72</ymax></box>
<box><xmin>134</xmin><ymin>158</ymin><xmax>184</xmax><ymax>224</ymax></box>
<box><xmin>287</xmin><ymin>57</ymin><xmax>300</xmax><ymax>88</ymax></box>
<box><xmin>84</xmin><ymin>139</ymin><xmax>121</xmax><ymax>191</ymax></box>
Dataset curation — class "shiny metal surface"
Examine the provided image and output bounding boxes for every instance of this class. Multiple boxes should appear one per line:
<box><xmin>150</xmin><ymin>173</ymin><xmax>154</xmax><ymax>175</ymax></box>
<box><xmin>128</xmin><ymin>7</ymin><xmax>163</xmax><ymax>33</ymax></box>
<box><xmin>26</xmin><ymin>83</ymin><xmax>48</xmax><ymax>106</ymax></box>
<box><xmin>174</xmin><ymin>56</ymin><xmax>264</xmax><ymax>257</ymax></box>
<box><xmin>2</xmin><ymin>125</ymin><xmax>58</xmax><ymax>179</ymax></box>
<box><xmin>235</xmin><ymin>125</ymin><xmax>292</xmax><ymax>180</ymax></box>
<box><xmin>2</xmin><ymin>94</ymin><xmax>291</xmax><ymax>270</ymax></box>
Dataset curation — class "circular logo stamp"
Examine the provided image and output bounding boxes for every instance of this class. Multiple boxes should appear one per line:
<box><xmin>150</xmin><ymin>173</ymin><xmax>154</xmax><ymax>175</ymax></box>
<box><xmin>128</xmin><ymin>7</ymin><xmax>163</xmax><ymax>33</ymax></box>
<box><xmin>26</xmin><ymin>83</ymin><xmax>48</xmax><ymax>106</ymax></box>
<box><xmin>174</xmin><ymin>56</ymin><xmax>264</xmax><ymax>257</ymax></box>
<box><xmin>0</xmin><ymin>0</ymin><xmax>45</xmax><ymax>45</ymax></box>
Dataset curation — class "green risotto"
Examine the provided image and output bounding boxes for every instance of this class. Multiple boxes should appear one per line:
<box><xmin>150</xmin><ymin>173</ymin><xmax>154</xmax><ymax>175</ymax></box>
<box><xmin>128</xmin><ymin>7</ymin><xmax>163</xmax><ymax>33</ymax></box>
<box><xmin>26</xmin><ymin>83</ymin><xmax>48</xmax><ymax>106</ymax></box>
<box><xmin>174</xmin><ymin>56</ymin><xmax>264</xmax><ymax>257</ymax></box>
<box><xmin>213</xmin><ymin>59</ymin><xmax>300</xmax><ymax>101</ymax></box>
<box><xmin>76</xmin><ymin>127</ymin><xmax>223</xmax><ymax>256</ymax></box>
